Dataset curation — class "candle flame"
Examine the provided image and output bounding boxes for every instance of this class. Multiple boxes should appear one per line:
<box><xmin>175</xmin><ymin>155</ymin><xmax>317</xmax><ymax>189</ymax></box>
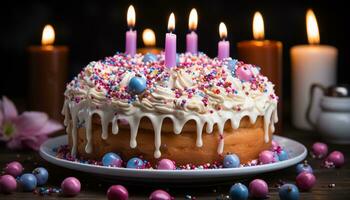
<box><xmin>142</xmin><ymin>29</ymin><xmax>156</xmax><ymax>46</ymax></box>
<box><xmin>127</xmin><ymin>5</ymin><xmax>136</xmax><ymax>27</ymax></box>
<box><xmin>306</xmin><ymin>9</ymin><xmax>320</xmax><ymax>45</ymax></box>
<box><xmin>168</xmin><ymin>13</ymin><xmax>175</xmax><ymax>32</ymax></box>
<box><xmin>41</xmin><ymin>24</ymin><xmax>55</xmax><ymax>46</ymax></box>
<box><xmin>253</xmin><ymin>11</ymin><xmax>264</xmax><ymax>40</ymax></box>
<box><xmin>188</xmin><ymin>8</ymin><xmax>198</xmax><ymax>31</ymax></box>
<box><xmin>219</xmin><ymin>22</ymin><xmax>227</xmax><ymax>39</ymax></box>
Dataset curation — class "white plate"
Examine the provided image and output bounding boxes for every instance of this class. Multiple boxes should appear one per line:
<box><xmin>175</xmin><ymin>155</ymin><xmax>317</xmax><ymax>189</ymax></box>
<box><xmin>40</xmin><ymin>135</ymin><xmax>307</xmax><ymax>183</ymax></box>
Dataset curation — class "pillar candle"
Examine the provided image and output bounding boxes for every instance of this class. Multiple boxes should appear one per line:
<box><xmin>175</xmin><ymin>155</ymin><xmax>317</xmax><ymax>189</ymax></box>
<box><xmin>218</xmin><ymin>22</ymin><xmax>229</xmax><ymax>59</ymax></box>
<box><xmin>290</xmin><ymin>10</ymin><xmax>337</xmax><ymax>130</ymax></box>
<box><xmin>165</xmin><ymin>13</ymin><xmax>176</xmax><ymax>68</ymax></box>
<box><xmin>28</xmin><ymin>25</ymin><xmax>68</xmax><ymax>122</ymax></box>
<box><xmin>237</xmin><ymin>12</ymin><xmax>283</xmax><ymax>133</ymax></box>
<box><xmin>125</xmin><ymin>5</ymin><xmax>137</xmax><ymax>56</ymax></box>
<box><xmin>186</xmin><ymin>8</ymin><xmax>198</xmax><ymax>54</ymax></box>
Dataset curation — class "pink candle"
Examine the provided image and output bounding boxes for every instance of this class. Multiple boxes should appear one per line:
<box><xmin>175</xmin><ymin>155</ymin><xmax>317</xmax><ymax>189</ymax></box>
<box><xmin>125</xmin><ymin>5</ymin><xmax>137</xmax><ymax>56</ymax></box>
<box><xmin>165</xmin><ymin>13</ymin><xmax>177</xmax><ymax>68</ymax></box>
<box><xmin>186</xmin><ymin>8</ymin><xmax>198</xmax><ymax>54</ymax></box>
<box><xmin>218</xmin><ymin>22</ymin><xmax>230</xmax><ymax>59</ymax></box>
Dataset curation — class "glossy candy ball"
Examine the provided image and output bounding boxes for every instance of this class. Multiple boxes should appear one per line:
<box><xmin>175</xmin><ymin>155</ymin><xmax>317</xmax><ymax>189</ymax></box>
<box><xmin>0</xmin><ymin>175</ymin><xmax>17</xmax><ymax>194</ymax></box>
<box><xmin>296</xmin><ymin>161</ymin><xmax>313</xmax><ymax>174</ymax></box>
<box><xmin>102</xmin><ymin>153</ymin><xmax>123</xmax><ymax>167</ymax></box>
<box><xmin>4</xmin><ymin>161</ymin><xmax>23</xmax><ymax>177</ymax></box>
<box><xmin>296</xmin><ymin>172</ymin><xmax>316</xmax><ymax>191</ymax></box>
<box><xmin>311</xmin><ymin>142</ymin><xmax>328</xmax><ymax>158</ymax></box>
<box><xmin>279</xmin><ymin>183</ymin><xmax>300</xmax><ymax>200</ymax></box>
<box><xmin>128</xmin><ymin>77</ymin><xmax>147</xmax><ymax>94</ymax></box>
<box><xmin>278</xmin><ymin>149</ymin><xmax>289</xmax><ymax>161</ymax></box>
<box><xmin>326</xmin><ymin>151</ymin><xmax>345</xmax><ymax>167</ymax></box>
<box><xmin>32</xmin><ymin>167</ymin><xmax>49</xmax><ymax>186</ymax></box>
<box><xmin>61</xmin><ymin>177</ymin><xmax>81</xmax><ymax>197</ymax></box>
<box><xmin>126</xmin><ymin>157</ymin><xmax>145</xmax><ymax>169</ymax></box>
<box><xmin>236</xmin><ymin>64</ymin><xmax>253</xmax><ymax>82</ymax></box>
<box><xmin>142</xmin><ymin>53</ymin><xmax>157</xmax><ymax>63</ymax></box>
<box><xmin>271</xmin><ymin>140</ymin><xmax>280</xmax><ymax>151</ymax></box>
<box><xmin>107</xmin><ymin>185</ymin><xmax>129</xmax><ymax>200</ymax></box>
<box><xmin>249</xmin><ymin>179</ymin><xmax>268</xmax><ymax>198</ymax></box>
<box><xmin>19</xmin><ymin>173</ymin><xmax>37</xmax><ymax>192</ymax></box>
<box><xmin>149</xmin><ymin>189</ymin><xmax>172</xmax><ymax>200</ymax></box>
<box><xmin>259</xmin><ymin>150</ymin><xmax>276</xmax><ymax>164</ymax></box>
<box><xmin>229</xmin><ymin>183</ymin><xmax>249</xmax><ymax>200</ymax></box>
<box><xmin>157</xmin><ymin>159</ymin><xmax>176</xmax><ymax>170</ymax></box>
<box><xmin>223</xmin><ymin>154</ymin><xmax>240</xmax><ymax>168</ymax></box>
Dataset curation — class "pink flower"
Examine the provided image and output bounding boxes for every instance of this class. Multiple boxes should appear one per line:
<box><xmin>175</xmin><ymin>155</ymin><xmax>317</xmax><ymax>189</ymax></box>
<box><xmin>0</xmin><ymin>96</ymin><xmax>63</xmax><ymax>151</ymax></box>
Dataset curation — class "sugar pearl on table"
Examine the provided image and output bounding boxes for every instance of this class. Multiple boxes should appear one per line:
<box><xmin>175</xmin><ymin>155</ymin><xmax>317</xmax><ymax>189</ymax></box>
<box><xmin>229</xmin><ymin>183</ymin><xmax>248</xmax><ymax>200</ymax></box>
<box><xmin>296</xmin><ymin>161</ymin><xmax>313</xmax><ymax>174</ymax></box>
<box><xmin>311</xmin><ymin>142</ymin><xmax>328</xmax><ymax>158</ymax></box>
<box><xmin>259</xmin><ymin>150</ymin><xmax>276</xmax><ymax>164</ymax></box>
<box><xmin>149</xmin><ymin>189</ymin><xmax>172</xmax><ymax>200</ymax></box>
<box><xmin>0</xmin><ymin>175</ymin><xmax>17</xmax><ymax>194</ymax></box>
<box><xmin>32</xmin><ymin>167</ymin><xmax>49</xmax><ymax>186</ymax></box>
<box><xmin>157</xmin><ymin>159</ymin><xmax>176</xmax><ymax>170</ymax></box>
<box><xmin>296</xmin><ymin>172</ymin><xmax>316</xmax><ymax>191</ymax></box>
<box><xmin>61</xmin><ymin>177</ymin><xmax>81</xmax><ymax>197</ymax></box>
<box><xmin>249</xmin><ymin>179</ymin><xmax>269</xmax><ymax>198</ymax></box>
<box><xmin>19</xmin><ymin>173</ymin><xmax>37</xmax><ymax>192</ymax></box>
<box><xmin>235</xmin><ymin>64</ymin><xmax>253</xmax><ymax>82</ymax></box>
<box><xmin>107</xmin><ymin>185</ymin><xmax>129</xmax><ymax>200</ymax></box>
<box><xmin>326</xmin><ymin>151</ymin><xmax>345</xmax><ymax>167</ymax></box>
<box><xmin>4</xmin><ymin>161</ymin><xmax>23</xmax><ymax>177</ymax></box>
<box><xmin>279</xmin><ymin>183</ymin><xmax>300</xmax><ymax>200</ymax></box>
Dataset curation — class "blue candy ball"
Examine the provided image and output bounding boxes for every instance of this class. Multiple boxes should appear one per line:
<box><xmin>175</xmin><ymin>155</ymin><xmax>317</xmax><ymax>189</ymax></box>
<box><xmin>227</xmin><ymin>59</ymin><xmax>238</xmax><ymax>71</ymax></box>
<box><xmin>19</xmin><ymin>173</ymin><xmax>37</xmax><ymax>192</ymax></box>
<box><xmin>296</xmin><ymin>162</ymin><xmax>313</xmax><ymax>174</ymax></box>
<box><xmin>128</xmin><ymin>77</ymin><xmax>147</xmax><ymax>94</ymax></box>
<box><xmin>223</xmin><ymin>154</ymin><xmax>240</xmax><ymax>168</ymax></box>
<box><xmin>278</xmin><ymin>149</ymin><xmax>289</xmax><ymax>161</ymax></box>
<box><xmin>32</xmin><ymin>167</ymin><xmax>48</xmax><ymax>186</ymax></box>
<box><xmin>229</xmin><ymin>183</ymin><xmax>249</xmax><ymax>200</ymax></box>
<box><xmin>102</xmin><ymin>152</ymin><xmax>122</xmax><ymax>167</ymax></box>
<box><xmin>126</xmin><ymin>157</ymin><xmax>145</xmax><ymax>169</ymax></box>
<box><xmin>142</xmin><ymin>53</ymin><xmax>157</xmax><ymax>63</ymax></box>
<box><xmin>279</xmin><ymin>183</ymin><xmax>300</xmax><ymax>200</ymax></box>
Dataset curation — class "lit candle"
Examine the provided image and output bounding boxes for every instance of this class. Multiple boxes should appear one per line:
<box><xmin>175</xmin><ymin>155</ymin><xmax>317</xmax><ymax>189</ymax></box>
<box><xmin>137</xmin><ymin>29</ymin><xmax>162</xmax><ymax>54</ymax></box>
<box><xmin>165</xmin><ymin>13</ymin><xmax>176</xmax><ymax>68</ymax></box>
<box><xmin>28</xmin><ymin>24</ymin><xmax>68</xmax><ymax>121</ymax></box>
<box><xmin>237</xmin><ymin>11</ymin><xmax>283</xmax><ymax>133</ymax></box>
<box><xmin>217</xmin><ymin>22</ymin><xmax>229</xmax><ymax>60</ymax></box>
<box><xmin>186</xmin><ymin>8</ymin><xmax>198</xmax><ymax>54</ymax></box>
<box><xmin>291</xmin><ymin>9</ymin><xmax>337</xmax><ymax>130</ymax></box>
<box><xmin>125</xmin><ymin>5</ymin><xmax>137</xmax><ymax>56</ymax></box>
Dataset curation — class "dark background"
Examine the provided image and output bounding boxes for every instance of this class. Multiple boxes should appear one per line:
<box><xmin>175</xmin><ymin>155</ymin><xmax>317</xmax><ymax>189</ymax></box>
<box><xmin>1</xmin><ymin>0</ymin><xmax>349</xmax><ymax>110</ymax></box>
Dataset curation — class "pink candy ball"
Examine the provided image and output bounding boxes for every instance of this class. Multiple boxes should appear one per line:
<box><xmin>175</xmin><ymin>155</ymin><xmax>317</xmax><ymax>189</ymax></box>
<box><xmin>270</xmin><ymin>140</ymin><xmax>279</xmax><ymax>151</ymax></box>
<box><xmin>149</xmin><ymin>189</ymin><xmax>172</xmax><ymax>200</ymax></box>
<box><xmin>157</xmin><ymin>159</ymin><xmax>176</xmax><ymax>170</ymax></box>
<box><xmin>4</xmin><ymin>161</ymin><xmax>23</xmax><ymax>177</ymax></box>
<box><xmin>107</xmin><ymin>185</ymin><xmax>129</xmax><ymax>200</ymax></box>
<box><xmin>259</xmin><ymin>150</ymin><xmax>276</xmax><ymax>164</ymax></box>
<box><xmin>296</xmin><ymin>172</ymin><xmax>316</xmax><ymax>191</ymax></box>
<box><xmin>0</xmin><ymin>175</ymin><xmax>17</xmax><ymax>194</ymax></box>
<box><xmin>249</xmin><ymin>179</ymin><xmax>269</xmax><ymax>198</ymax></box>
<box><xmin>61</xmin><ymin>177</ymin><xmax>81</xmax><ymax>197</ymax></box>
<box><xmin>236</xmin><ymin>64</ymin><xmax>254</xmax><ymax>81</ymax></box>
<box><xmin>311</xmin><ymin>142</ymin><xmax>328</xmax><ymax>158</ymax></box>
<box><xmin>326</xmin><ymin>151</ymin><xmax>345</xmax><ymax>167</ymax></box>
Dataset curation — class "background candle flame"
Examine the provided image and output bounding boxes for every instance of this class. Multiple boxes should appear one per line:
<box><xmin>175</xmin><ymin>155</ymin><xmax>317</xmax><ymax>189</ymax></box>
<box><xmin>41</xmin><ymin>24</ymin><xmax>55</xmax><ymax>46</ymax></box>
<box><xmin>219</xmin><ymin>22</ymin><xmax>227</xmax><ymax>39</ymax></box>
<box><xmin>168</xmin><ymin>13</ymin><xmax>175</xmax><ymax>32</ymax></box>
<box><xmin>188</xmin><ymin>8</ymin><xmax>198</xmax><ymax>31</ymax></box>
<box><xmin>253</xmin><ymin>11</ymin><xmax>265</xmax><ymax>40</ymax></box>
<box><xmin>306</xmin><ymin>9</ymin><xmax>320</xmax><ymax>45</ymax></box>
<box><xmin>127</xmin><ymin>5</ymin><xmax>136</xmax><ymax>27</ymax></box>
<box><xmin>142</xmin><ymin>28</ymin><xmax>156</xmax><ymax>46</ymax></box>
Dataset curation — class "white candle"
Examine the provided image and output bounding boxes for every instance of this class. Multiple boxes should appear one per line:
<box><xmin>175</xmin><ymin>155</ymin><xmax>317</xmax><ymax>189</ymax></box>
<box><xmin>291</xmin><ymin>9</ymin><xmax>338</xmax><ymax>130</ymax></box>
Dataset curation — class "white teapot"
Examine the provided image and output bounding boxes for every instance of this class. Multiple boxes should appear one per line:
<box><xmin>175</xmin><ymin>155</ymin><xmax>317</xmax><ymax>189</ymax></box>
<box><xmin>306</xmin><ymin>84</ymin><xmax>350</xmax><ymax>144</ymax></box>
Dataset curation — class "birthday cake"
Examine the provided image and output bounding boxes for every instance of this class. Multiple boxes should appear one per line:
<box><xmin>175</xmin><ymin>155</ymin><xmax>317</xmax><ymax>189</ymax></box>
<box><xmin>62</xmin><ymin>52</ymin><xmax>278</xmax><ymax>166</ymax></box>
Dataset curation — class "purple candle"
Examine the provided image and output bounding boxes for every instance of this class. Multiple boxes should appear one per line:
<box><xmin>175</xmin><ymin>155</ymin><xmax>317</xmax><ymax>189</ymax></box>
<box><xmin>186</xmin><ymin>8</ymin><xmax>198</xmax><ymax>54</ymax></box>
<box><xmin>218</xmin><ymin>22</ymin><xmax>230</xmax><ymax>59</ymax></box>
<box><xmin>125</xmin><ymin>5</ymin><xmax>137</xmax><ymax>56</ymax></box>
<box><xmin>165</xmin><ymin>13</ymin><xmax>177</xmax><ymax>68</ymax></box>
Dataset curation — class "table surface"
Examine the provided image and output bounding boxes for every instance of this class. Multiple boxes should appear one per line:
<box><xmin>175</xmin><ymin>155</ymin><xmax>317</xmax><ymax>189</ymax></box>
<box><xmin>1</xmin><ymin>126</ymin><xmax>349</xmax><ymax>200</ymax></box>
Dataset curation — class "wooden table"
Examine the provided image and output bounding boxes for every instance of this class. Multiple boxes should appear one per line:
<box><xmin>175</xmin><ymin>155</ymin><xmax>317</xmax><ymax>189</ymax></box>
<box><xmin>1</xmin><ymin>126</ymin><xmax>349</xmax><ymax>199</ymax></box>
